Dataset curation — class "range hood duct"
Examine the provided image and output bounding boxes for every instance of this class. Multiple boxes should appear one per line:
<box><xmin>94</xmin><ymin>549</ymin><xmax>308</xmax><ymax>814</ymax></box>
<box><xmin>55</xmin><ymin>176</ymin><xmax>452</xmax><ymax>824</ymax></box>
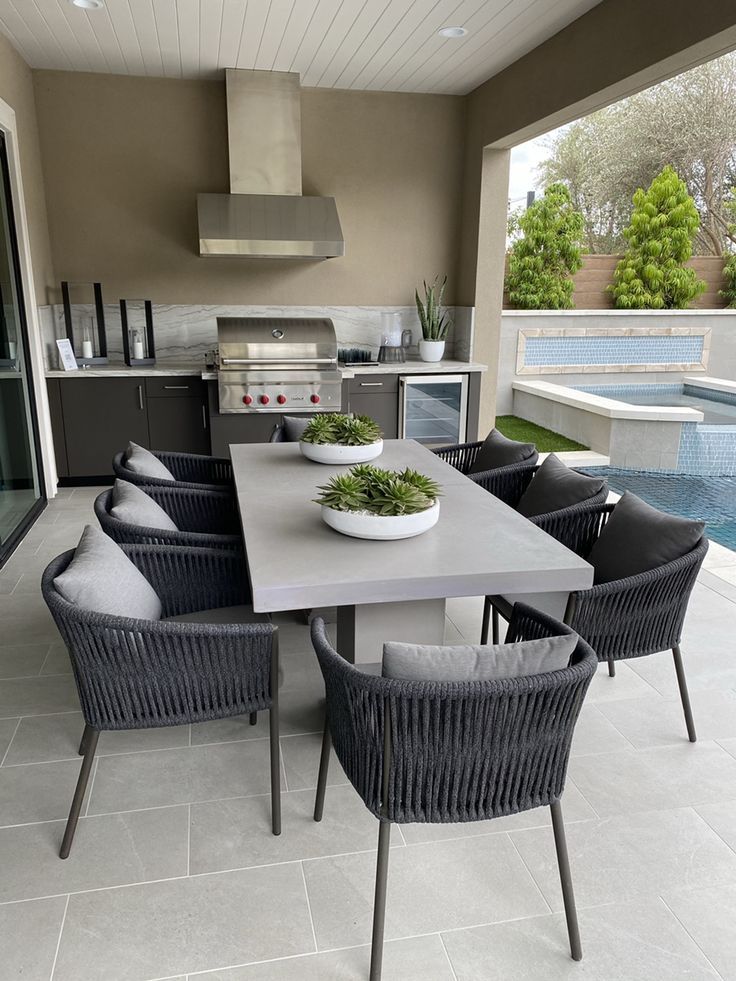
<box><xmin>198</xmin><ymin>69</ymin><xmax>344</xmax><ymax>259</ymax></box>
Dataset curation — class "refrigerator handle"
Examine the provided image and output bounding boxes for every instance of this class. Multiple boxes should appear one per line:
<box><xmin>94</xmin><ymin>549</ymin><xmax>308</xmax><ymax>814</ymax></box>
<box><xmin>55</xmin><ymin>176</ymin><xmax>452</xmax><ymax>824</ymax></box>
<box><xmin>398</xmin><ymin>377</ymin><xmax>406</xmax><ymax>439</ymax></box>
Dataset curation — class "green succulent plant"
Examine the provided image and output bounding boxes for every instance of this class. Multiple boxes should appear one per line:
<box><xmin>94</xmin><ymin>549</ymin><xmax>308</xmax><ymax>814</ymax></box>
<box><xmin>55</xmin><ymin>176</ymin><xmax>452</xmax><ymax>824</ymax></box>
<box><xmin>301</xmin><ymin>413</ymin><xmax>382</xmax><ymax>446</ymax></box>
<box><xmin>415</xmin><ymin>275</ymin><xmax>452</xmax><ymax>341</ymax></box>
<box><xmin>314</xmin><ymin>465</ymin><xmax>441</xmax><ymax>517</ymax></box>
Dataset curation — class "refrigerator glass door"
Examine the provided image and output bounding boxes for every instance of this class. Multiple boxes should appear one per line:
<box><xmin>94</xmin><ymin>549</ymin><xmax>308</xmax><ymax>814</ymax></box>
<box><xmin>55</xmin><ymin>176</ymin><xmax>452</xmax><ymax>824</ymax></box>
<box><xmin>401</xmin><ymin>374</ymin><xmax>468</xmax><ymax>446</ymax></box>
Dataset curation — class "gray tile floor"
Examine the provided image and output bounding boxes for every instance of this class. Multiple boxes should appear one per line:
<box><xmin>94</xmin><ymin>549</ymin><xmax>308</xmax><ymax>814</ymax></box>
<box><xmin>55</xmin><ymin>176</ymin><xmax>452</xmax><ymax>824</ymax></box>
<box><xmin>1</xmin><ymin>487</ymin><xmax>736</xmax><ymax>980</ymax></box>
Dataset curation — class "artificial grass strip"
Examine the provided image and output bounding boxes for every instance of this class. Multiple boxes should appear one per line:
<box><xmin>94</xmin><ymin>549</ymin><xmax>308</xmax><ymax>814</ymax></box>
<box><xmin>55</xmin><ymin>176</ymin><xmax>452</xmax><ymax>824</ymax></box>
<box><xmin>495</xmin><ymin>415</ymin><xmax>589</xmax><ymax>453</ymax></box>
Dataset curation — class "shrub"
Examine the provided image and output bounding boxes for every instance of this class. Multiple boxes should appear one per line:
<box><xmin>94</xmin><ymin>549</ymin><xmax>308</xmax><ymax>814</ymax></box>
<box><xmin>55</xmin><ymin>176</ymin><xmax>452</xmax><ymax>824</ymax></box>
<box><xmin>610</xmin><ymin>166</ymin><xmax>705</xmax><ymax>308</ymax></box>
<box><xmin>719</xmin><ymin>188</ymin><xmax>736</xmax><ymax>307</ymax></box>
<box><xmin>505</xmin><ymin>183</ymin><xmax>585</xmax><ymax>309</ymax></box>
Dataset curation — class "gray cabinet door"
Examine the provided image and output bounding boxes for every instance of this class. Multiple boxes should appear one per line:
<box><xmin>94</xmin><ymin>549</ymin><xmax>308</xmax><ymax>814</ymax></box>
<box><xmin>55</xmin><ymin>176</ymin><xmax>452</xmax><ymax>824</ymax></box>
<box><xmin>347</xmin><ymin>391</ymin><xmax>399</xmax><ymax>439</ymax></box>
<box><xmin>60</xmin><ymin>378</ymin><xmax>149</xmax><ymax>478</ymax></box>
<box><xmin>147</xmin><ymin>396</ymin><xmax>210</xmax><ymax>455</ymax></box>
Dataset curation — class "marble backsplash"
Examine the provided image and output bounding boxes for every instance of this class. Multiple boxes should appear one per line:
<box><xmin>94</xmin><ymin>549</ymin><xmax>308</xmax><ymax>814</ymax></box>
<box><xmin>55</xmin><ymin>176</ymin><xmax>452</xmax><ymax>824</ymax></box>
<box><xmin>38</xmin><ymin>304</ymin><xmax>475</xmax><ymax>370</ymax></box>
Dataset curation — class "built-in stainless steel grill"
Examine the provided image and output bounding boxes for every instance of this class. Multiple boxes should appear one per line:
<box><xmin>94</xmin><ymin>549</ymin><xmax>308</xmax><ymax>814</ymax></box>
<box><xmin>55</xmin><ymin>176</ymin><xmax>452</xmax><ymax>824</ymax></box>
<box><xmin>216</xmin><ymin>316</ymin><xmax>342</xmax><ymax>413</ymax></box>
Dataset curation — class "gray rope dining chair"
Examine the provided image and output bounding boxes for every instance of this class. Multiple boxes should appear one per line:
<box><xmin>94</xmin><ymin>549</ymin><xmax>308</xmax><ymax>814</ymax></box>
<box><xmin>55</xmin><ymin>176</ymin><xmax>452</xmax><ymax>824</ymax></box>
<box><xmin>113</xmin><ymin>448</ymin><xmax>233</xmax><ymax>492</ymax></box>
<box><xmin>434</xmin><ymin>440</ymin><xmax>539</xmax><ymax>506</ymax></box>
<box><xmin>269</xmin><ymin>416</ymin><xmax>316</xmax><ymax>442</ymax></box>
<box><xmin>95</xmin><ymin>484</ymin><xmax>242</xmax><ymax>550</ymax></box>
<box><xmin>483</xmin><ymin>501</ymin><xmax>708</xmax><ymax>742</ymax></box>
<box><xmin>42</xmin><ymin>543</ymin><xmax>280</xmax><ymax>858</ymax></box>
<box><xmin>311</xmin><ymin>605</ymin><xmax>597</xmax><ymax>981</ymax></box>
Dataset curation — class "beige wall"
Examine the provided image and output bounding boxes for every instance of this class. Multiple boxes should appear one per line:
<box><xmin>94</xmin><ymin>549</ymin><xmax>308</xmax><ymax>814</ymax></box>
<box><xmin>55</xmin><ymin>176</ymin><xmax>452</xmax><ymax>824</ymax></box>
<box><xmin>0</xmin><ymin>34</ymin><xmax>54</xmax><ymax>305</ymax></box>
<box><xmin>32</xmin><ymin>71</ymin><xmax>466</xmax><ymax>307</ymax></box>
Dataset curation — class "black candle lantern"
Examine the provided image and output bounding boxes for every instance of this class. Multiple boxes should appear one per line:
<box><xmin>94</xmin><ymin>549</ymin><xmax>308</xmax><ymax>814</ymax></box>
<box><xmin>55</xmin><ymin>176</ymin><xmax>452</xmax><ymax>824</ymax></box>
<box><xmin>120</xmin><ymin>299</ymin><xmax>156</xmax><ymax>367</ymax></box>
<box><xmin>61</xmin><ymin>281</ymin><xmax>108</xmax><ymax>366</ymax></box>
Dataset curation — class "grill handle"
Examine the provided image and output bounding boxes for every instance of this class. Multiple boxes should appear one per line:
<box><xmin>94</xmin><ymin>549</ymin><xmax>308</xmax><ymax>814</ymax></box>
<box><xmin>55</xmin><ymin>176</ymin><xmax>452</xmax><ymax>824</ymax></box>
<box><xmin>220</xmin><ymin>357</ymin><xmax>337</xmax><ymax>366</ymax></box>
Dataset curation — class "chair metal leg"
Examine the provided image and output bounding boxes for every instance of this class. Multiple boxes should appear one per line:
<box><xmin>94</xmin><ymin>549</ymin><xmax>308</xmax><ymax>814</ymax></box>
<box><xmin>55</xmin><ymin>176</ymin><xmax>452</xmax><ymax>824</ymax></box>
<box><xmin>672</xmin><ymin>645</ymin><xmax>697</xmax><ymax>743</ymax></box>
<box><xmin>607</xmin><ymin>658</ymin><xmax>616</xmax><ymax>678</ymax></box>
<box><xmin>77</xmin><ymin>726</ymin><xmax>89</xmax><ymax>756</ymax></box>
<box><xmin>269</xmin><ymin>634</ymin><xmax>281</xmax><ymax>836</ymax></box>
<box><xmin>550</xmin><ymin>798</ymin><xmax>582</xmax><ymax>961</ymax></box>
<box><xmin>492</xmin><ymin>607</ymin><xmax>500</xmax><ymax>645</ymax></box>
<box><xmin>313</xmin><ymin>721</ymin><xmax>331</xmax><ymax>822</ymax></box>
<box><xmin>481</xmin><ymin>597</ymin><xmax>490</xmax><ymax>644</ymax></box>
<box><xmin>60</xmin><ymin>726</ymin><xmax>99</xmax><ymax>860</ymax></box>
<box><xmin>369</xmin><ymin>819</ymin><xmax>392</xmax><ymax>981</ymax></box>
<box><xmin>249</xmin><ymin>711</ymin><xmax>257</xmax><ymax>726</ymax></box>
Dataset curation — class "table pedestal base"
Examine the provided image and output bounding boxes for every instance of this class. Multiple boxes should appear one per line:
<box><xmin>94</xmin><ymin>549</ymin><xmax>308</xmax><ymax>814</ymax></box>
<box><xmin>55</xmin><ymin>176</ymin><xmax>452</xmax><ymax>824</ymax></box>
<box><xmin>337</xmin><ymin>599</ymin><xmax>447</xmax><ymax>664</ymax></box>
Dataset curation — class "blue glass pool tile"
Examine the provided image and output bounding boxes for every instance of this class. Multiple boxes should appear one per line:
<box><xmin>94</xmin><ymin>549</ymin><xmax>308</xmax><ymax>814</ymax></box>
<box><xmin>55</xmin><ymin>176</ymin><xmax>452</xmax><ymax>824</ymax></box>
<box><xmin>524</xmin><ymin>335</ymin><xmax>703</xmax><ymax>367</ymax></box>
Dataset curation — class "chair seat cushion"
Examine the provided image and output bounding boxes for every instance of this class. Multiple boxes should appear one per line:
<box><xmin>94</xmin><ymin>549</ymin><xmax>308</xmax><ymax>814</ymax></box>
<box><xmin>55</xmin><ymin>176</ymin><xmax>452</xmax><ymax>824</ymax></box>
<box><xmin>516</xmin><ymin>454</ymin><xmax>606</xmax><ymax>518</ymax></box>
<box><xmin>54</xmin><ymin>525</ymin><xmax>162</xmax><ymax>620</ymax></box>
<box><xmin>110</xmin><ymin>480</ymin><xmax>179</xmax><ymax>531</ymax></box>
<box><xmin>124</xmin><ymin>442</ymin><xmax>176</xmax><ymax>482</ymax></box>
<box><xmin>467</xmin><ymin>428</ymin><xmax>536</xmax><ymax>475</ymax></box>
<box><xmin>382</xmin><ymin>632</ymin><xmax>577</xmax><ymax>682</ymax></box>
<box><xmin>589</xmin><ymin>491</ymin><xmax>705</xmax><ymax>584</ymax></box>
<box><xmin>163</xmin><ymin>604</ymin><xmax>271</xmax><ymax>625</ymax></box>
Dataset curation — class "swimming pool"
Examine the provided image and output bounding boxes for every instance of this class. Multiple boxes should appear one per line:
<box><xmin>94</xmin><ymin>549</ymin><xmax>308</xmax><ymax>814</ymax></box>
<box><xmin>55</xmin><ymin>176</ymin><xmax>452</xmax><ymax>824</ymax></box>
<box><xmin>576</xmin><ymin>383</ymin><xmax>736</xmax><ymax>425</ymax></box>
<box><xmin>582</xmin><ymin>467</ymin><xmax>736</xmax><ymax>551</ymax></box>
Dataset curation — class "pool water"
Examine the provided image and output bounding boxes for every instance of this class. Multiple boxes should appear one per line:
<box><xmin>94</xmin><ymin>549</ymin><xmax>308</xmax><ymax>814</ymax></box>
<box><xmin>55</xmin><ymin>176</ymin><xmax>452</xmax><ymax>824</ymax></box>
<box><xmin>576</xmin><ymin>384</ymin><xmax>736</xmax><ymax>425</ymax></box>
<box><xmin>582</xmin><ymin>468</ymin><xmax>736</xmax><ymax>551</ymax></box>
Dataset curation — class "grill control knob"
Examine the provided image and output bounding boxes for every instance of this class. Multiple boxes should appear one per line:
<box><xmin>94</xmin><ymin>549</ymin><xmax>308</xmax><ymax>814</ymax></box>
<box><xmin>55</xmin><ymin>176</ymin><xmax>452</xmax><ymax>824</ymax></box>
<box><xmin>260</xmin><ymin>394</ymin><xmax>270</xmax><ymax>405</ymax></box>
<box><xmin>277</xmin><ymin>394</ymin><xmax>287</xmax><ymax>405</ymax></box>
<box><xmin>242</xmin><ymin>394</ymin><xmax>253</xmax><ymax>405</ymax></box>
<box><xmin>310</xmin><ymin>394</ymin><xmax>321</xmax><ymax>404</ymax></box>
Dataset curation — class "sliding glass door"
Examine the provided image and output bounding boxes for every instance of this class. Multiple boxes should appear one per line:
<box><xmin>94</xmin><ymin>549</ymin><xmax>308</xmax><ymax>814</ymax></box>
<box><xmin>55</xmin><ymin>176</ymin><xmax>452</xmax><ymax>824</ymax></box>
<box><xmin>0</xmin><ymin>131</ymin><xmax>45</xmax><ymax>564</ymax></box>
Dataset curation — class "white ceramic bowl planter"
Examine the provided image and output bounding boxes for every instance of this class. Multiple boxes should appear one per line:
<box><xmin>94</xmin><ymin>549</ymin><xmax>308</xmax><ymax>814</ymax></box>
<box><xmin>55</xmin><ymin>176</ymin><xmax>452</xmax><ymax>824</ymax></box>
<box><xmin>321</xmin><ymin>500</ymin><xmax>440</xmax><ymax>540</ymax></box>
<box><xmin>419</xmin><ymin>339</ymin><xmax>445</xmax><ymax>362</ymax></box>
<box><xmin>299</xmin><ymin>439</ymin><xmax>383</xmax><ymax>465</ymax></box>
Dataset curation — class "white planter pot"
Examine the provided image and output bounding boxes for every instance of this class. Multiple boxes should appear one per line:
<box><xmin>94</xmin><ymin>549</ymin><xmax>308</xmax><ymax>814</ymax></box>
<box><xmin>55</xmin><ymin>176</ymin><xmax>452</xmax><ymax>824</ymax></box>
<box><xmin>321</xmin><ymin>500</ymin><xmax>440</xmax><ymax>540</ymax></box>
<box><xmin>419</xmin><ymin>340</ymin><xmax>445</xmax><ymax>362</ymax></box>
<box><xmin>299</xmin><ymin>440</ymin><xmax>383</xmax><ymax>465</ymax></box>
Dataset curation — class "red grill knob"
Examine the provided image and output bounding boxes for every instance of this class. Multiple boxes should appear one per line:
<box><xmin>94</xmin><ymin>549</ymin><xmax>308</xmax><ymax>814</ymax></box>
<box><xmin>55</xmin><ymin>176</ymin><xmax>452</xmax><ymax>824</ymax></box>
<box><xmin>310</xmin><ymin>394</ymin><xmax>321</xmax><ymax>404</ymax></box>
<box><xmin>277</xmin><ymin>394</ymin><xmax>287</xmax><ymax>405</ymax></box>
<box><xmin>242</xmin><ymin>394</ymin><xmax>253</xmax><ymax>405</ymax></box>
<box><xmin>260</xmin><ymin>394</ymin><xmax>270</xmax><ymax>405</ymax></box>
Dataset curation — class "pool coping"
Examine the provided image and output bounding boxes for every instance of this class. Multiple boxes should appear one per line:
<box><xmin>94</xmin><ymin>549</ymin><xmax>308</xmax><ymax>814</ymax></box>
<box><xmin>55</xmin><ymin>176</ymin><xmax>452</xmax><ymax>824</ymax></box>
<box><xmin>512</xmin><ymin>379</ymin><xmax>704</xmax><ymax>422</ymax></box>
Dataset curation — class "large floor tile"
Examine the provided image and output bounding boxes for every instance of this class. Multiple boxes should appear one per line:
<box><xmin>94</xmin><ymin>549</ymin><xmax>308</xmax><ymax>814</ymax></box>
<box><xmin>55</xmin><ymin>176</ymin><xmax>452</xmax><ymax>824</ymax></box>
<box><xmin>0</xmin><ymin>593</ymin><xmax>60</xmax><ymax>645</ymax></box>
<box><xmin>0</xmin><ymin>643</ymin><xmax>49</xmax><ymax>679</ymax></box>
<box><xmin>280</xmin><ymin>731</ymin><xmax>348</xmax><ymax>792</ymax></box>
<box><xmin>0</xmin><ymin>674</ymin><xmax>79</xmax><ymax>718</ymax></box>
<box><xmin>4</xmin><ymin>711</ymin><xmax>190</xmax><ymax>765</ymax></box>
<box><xmin>695</xmin><ymin>798</ymin><xmax>736</xmax><ymax>852</ymax></box>
<box><xmin>0</xmin><ymin>805</ymin><xmax>187</xmax><ymax>902</ymax></box>
<box><xmin>510</xmin><ymin>806</ymin><xmax>736</xmax><ymax>911</ymax></box>
<box><xmin>0</xmin><ymin>570</ymin><xmax>21</xmax><ymax>595</ymax></box>
<box><xmin>191</xmin><ymin>688</ymin><xmax>324</xmax><ymax>745</ymax></box>
<box><xmin>0</xmin><ymin>896</ymin><xmax>68</xmax><ymax>981</ymax></box>
<box><xmin>569</xmin><ymin>742</ymin><xmax>736</xmax><ymax>817</ymax></box>
<box><xmin>584</xmin><ymin>660</ymin><xmax>660</xmax><ymax>703</ymax></box>
<box><xmin>190</xmin><ymin>784</ymin><xmax>387</xmax><ymax>875</ymax></box>
<box><xmin>664</xmin><ymin>884</ymin><xmax>736</xmax><ymax>981</ymax></box>
<box><xmin>303</xmin><ymin>833</ymin><xmax>549</xmax><ymax>950</ymax></box>
<box><xmin>0</xmin><ymin>717</ymin><xmax>18</xmax><ymax>761</ymax></box>
<box><xmin>197</xmin><ymin>934</ymin><xmax>455</xmax><ymax>981</ymax></box>
<box><xmin>88</xmin><ymin>739</ymin><xmax>278</xmax><ymax>814</ymax></box>
<box><xmin>597</xmin><ymin>689</ymin><xmax>736</xmax><ymax>749</ymax></box>
<box><xmin>441</xmin><ymin>898</ymin><xmax>720</xmax><ymax>980</ymax></box>
<box><xmin>628</xmin><ymin>643</ymin><xmax>736</xmax><ymax>698</ymax></box>
<box><xmin>54</xmin><ymin>863</ymin><xmax>315</xmax><ymax>981</ymax></box>
<box><xmin>0</xmin><ymin>758</ymin><xmax>85</xmax><ymax>826</ymax></box>
<box><xmin>40</xmin><ymin>644</ymin><xmax>72</xmax><ymax>675</ymax></box>
<box><xmin>570</xmin><ymin>703</ymin><xmax>634</xmax><ymax>756</ymax></box>
<box><xmin>399</xmin><ymin>780</ymin><xmax>597</xmax><ymax>846</ymax></box>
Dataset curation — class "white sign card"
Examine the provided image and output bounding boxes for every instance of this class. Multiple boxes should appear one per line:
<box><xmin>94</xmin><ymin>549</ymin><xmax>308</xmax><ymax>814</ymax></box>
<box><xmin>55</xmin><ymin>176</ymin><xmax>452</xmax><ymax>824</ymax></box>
<box><xmin>56</xmin><ymin>338</ymin><xmax>78</xmax><ymax>371</ymax></box>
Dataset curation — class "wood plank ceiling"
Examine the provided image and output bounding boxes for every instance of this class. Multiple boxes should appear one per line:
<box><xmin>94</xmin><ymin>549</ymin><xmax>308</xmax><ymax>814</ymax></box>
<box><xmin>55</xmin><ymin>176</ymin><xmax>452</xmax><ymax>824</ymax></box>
<box><xmin>0</xmin><ymin>0</ymin><xmax>601</xmax><ymax>95</ymax></box>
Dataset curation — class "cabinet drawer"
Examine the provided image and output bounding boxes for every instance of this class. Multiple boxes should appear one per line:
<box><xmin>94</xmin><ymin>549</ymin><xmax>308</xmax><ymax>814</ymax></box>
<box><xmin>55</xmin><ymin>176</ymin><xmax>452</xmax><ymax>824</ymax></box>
<box><xmin>347</xmin><ymin>374</ymin><xmax>398</xmax><ymax>395</ymax></box>
<box><xmin>145</xmin><ymin>376</ymin><xmax>204</xmax><ymax>398</ymax></box>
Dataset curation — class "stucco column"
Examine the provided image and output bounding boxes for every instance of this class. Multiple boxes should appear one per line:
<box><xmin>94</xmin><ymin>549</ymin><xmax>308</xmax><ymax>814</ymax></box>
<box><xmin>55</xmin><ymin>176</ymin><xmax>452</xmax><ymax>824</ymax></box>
<box><xmin>473</xmin><ymin>146</ymin><xmax>511</xmax><ymax>435</ymax></box>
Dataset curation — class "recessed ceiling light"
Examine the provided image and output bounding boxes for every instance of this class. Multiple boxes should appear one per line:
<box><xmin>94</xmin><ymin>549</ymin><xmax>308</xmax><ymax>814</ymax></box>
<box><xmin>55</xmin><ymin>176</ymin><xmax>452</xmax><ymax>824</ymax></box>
<box><xmin>438</xmin><ymin>26</ymin><xmax>467</xmax><ymax>38</ymax></box>
<box><xmin>70</xmin><ymin>0</ymin><xmax>104</xmax><ymax>9</ymax></box>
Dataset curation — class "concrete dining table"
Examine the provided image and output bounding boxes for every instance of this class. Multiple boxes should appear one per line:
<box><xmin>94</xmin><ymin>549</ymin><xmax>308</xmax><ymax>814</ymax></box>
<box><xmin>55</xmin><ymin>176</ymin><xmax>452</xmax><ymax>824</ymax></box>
<box><xmin>230</xmin><ymin>439</ymin><xmax>594</xmax><ymax>663</ymax></box>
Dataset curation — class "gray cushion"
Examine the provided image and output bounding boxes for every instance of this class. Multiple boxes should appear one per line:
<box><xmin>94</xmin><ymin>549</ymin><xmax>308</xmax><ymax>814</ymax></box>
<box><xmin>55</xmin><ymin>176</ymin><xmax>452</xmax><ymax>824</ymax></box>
<box><xmin>54</xmin><ymin>525</ymin><xmax>162</xmax><ymax>620</ymax></box>
<box><xmin>468</xmin><ymin>428</ymin><xmax>536</xmax><ymax>475</ymax></box>
<box><xmin>283</xmin><ymin>416</ymin><xmax>312</xmax><ymax>442</ymax></box>
<box><xmin>124</xmin><ymin>442</ymin><xmax>176</xmax><ymax>481</ymax></box>
<box><xmin>382</xmin><ymin>633</ymin><xmax>577</xmax><ymax>682</ymax></box>
<box><xmin>163</xmin><ymin>604</ymin><xmax>270</xmax><ymax>625</ymax></box>
<box><xmin>110</xmin><ymin>480</ymin><xmax>178</xmax><ymax>531</ymax></box>
<box><xmin>516</xmin><ymin>454</ymin><xmax>606</xmax><ymax>518</ymax></box>
<box><xmin>589</xmin><ymin>491</ymin><xmax>705</xmax><ymax>585</ymax></box>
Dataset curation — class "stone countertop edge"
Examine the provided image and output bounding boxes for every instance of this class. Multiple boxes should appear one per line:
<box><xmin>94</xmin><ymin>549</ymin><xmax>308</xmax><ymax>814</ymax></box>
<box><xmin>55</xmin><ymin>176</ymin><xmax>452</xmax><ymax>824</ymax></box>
<box><xmin>45</xmin><ymin>359</ymin><xmax>488</xmax><ymax>379</ymax></box>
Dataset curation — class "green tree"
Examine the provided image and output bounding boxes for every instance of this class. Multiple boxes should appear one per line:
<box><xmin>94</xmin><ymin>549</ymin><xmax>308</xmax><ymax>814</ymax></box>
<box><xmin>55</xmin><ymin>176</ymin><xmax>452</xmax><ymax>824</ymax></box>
<box><xmin>720</xmin><ymin>188</ymin><xmax>736</xmax><ymax>306</ymax></box>
<box><xmin>505</xmin><ymin>183</ymin><xmax>584</xmax><ymax>309</ymax></box>
<box><xmin>610</xmin><ymin>166</ymin><xmax>706</xmax><ymax>309</ymax></box>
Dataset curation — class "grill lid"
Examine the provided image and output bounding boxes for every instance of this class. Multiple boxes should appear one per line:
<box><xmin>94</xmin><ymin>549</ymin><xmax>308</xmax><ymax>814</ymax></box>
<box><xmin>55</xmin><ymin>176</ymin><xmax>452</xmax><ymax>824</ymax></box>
<box><xmin>216</xmin><ymin>317</ymin><xmax>338</xmax><ymax>370</ymax></box>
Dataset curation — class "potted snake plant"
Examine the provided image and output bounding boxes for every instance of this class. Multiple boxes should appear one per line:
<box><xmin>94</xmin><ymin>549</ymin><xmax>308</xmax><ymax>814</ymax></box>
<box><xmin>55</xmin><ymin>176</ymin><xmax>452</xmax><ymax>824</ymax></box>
<box><xmin>314</xmin><ymin>464</ymin><xmax>441</xmax><ymax>540</ymax></box>
<box><xmin>415</xmin><ymin>275</ymin><xmax>451</xmax><ymax>362</ymax></box>
<box><xmin>299</xmin><ymin>413</ymin><xmax>383</xmax><ymax>465</ymax></box>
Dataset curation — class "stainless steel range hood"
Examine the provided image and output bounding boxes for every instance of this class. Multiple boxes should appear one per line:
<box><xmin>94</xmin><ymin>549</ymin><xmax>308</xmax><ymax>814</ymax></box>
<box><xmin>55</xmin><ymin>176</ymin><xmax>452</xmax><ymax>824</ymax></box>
<box><xmin>198</xmin><ymin>70</ymin><xmax>344</xmax><ymax>259</ymax></box>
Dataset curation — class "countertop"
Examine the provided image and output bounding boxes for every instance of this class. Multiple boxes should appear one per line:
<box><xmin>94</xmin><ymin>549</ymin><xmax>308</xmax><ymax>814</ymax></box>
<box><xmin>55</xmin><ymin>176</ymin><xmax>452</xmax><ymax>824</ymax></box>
<box><xmin>45</xmin><ymin>358</ymin><xmax>487</xmax><ymax>380</ymax></box>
